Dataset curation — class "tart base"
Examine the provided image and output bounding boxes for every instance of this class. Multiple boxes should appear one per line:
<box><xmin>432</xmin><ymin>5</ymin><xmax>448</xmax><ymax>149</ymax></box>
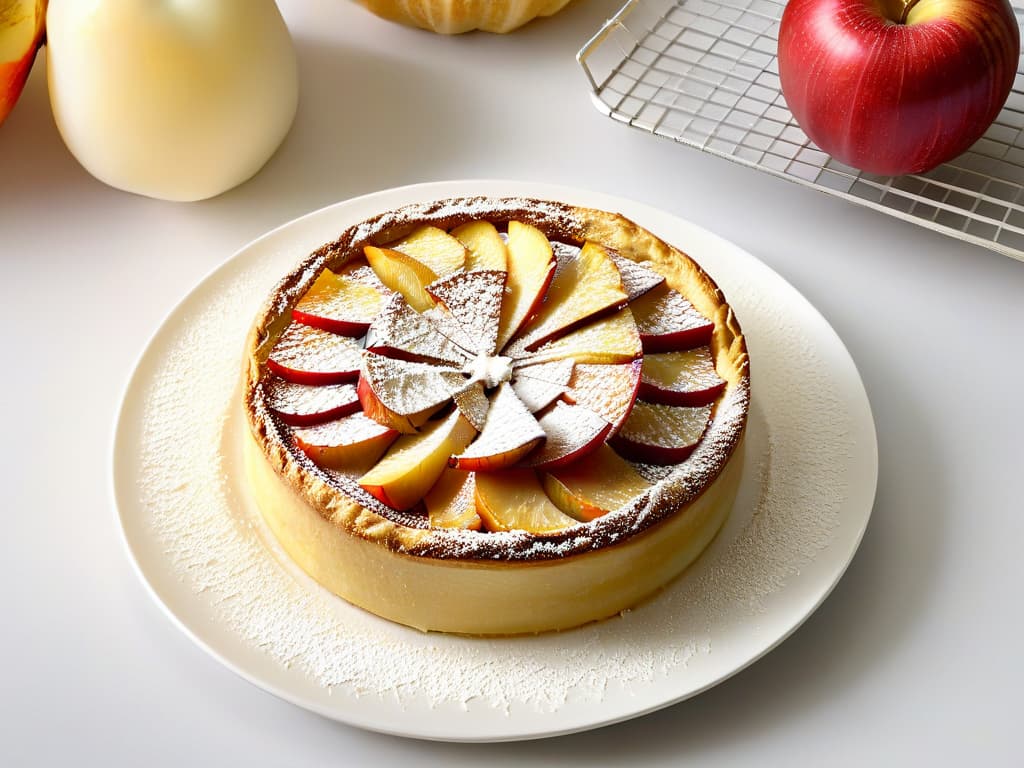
<box><xmin>244</xmin><ymin>426</ymin><xmax>745</xmax><ymax>636</ymax></box>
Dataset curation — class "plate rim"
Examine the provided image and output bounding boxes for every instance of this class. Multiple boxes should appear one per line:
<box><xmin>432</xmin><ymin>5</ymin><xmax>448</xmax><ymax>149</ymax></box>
<box><xmin>111</xmin><ymin>179</ymin><xmax>878</xmax><ymax>742</ymax></box>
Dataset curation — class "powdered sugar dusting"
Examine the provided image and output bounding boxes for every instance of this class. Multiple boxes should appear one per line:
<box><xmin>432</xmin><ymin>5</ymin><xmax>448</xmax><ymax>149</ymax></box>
<box><xmin>362</xmin><ymin>352</ymin><xmax>465</xmax><ymax>415</ymax></box>
<box><xmin>367</xmin><ymin>294</ymin><xmax>470</xmax><ymax>365</ymax></box>
<box><xmin>520</xmin><ymin>401</ymin><xmax>609</xmax><ymax>468</ymax></box>
<box><xmin>427</xmin><ymin>270</ymin><xmax>505</xmax><ymax>356</ymax></box>
<box><xmin>633</xmin><ymin>285</ymin><xmax>711</xmax><ymax>337</ymax></box>
<box><xmin>610</xmin><ymin>251</ymin><xmax>666</xmax><ymax>300</ymax></box>
<box><xmin>268</xmin><ymin>324</ymin><xmax>361</xmax><ymax>375</ymax></box>
<box><xmin>128</xmin><ymin>204</ymin><xmax>859</xmax><ymax>718</ymax></box>
<box><xmin>266</xmin><ymin>379</ymin><xmax>358</xmax><ymax>421</ymax></box>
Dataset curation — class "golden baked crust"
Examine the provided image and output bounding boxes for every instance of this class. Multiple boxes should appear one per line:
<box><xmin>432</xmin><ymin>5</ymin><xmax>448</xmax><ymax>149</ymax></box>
<box><xmin>355</xmin><ymin>0</ymin><xmax>575</xmax><ymax>34</ymax></box>
<box><xmin>243</xmin><ymin>196</ymin><xmax>749</xmax><ymax>633</ymax></box>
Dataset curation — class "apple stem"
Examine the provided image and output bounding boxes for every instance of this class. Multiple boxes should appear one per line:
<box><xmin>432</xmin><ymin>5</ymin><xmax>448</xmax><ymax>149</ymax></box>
<box><xmin>899</xmin><ymin>0</ymin><xmax>922</xmax><ymax>23</ymax></box>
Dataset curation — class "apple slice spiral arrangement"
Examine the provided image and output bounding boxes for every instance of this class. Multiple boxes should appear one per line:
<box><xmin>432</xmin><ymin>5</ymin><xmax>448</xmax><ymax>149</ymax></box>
<box><xmin>258</xmin><ymin>218</ymin><xmax>725</xmax><ymax>533</ymax></box>
<box><xmin>778</xmin><ymin>0</ymin><xmax>1020</xmax><ymax>175</ymax></box>
<box><xmin>244</xmin><ymin>198</ymin><xmax>749</xmax><ymax>634</ymax></box>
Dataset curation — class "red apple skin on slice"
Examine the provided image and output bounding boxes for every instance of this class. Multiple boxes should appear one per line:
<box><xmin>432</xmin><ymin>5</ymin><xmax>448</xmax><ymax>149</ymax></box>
<box><xmin>293</xmin><ymin>413</ymin><xmax>399</xmax><ymax>471</ymax></box>
<box><xmin>610</xmin><ymin>401</ymin><xmax>712</xmax><ymax>465</ymax></box>
<box><xmin>356</xmin><ymin>375</ymin><xmax>444</xmax><ymax>434</ymax></box>
<box><xmin>364</xmin><ymin>245</ymin><xmax>438</xmax><ymax>313</ymax></box>
<box><xmin>267</xmin><ymin>323</ymin><xmax>362</xmax><ymax>385</ymax></box>
<box><xmin>291</xmin><ymin>262</ymin><xmax>389</xmax><ymax>337</ymax></box>
<box><xmin>361</xmin><ymin>352</ymin><xmax>466</xmax><ymax>419</ymax></box>
<box><xmin>516</xmin><ymin>241</ymin><xmax>629</xmax><ymax>352</ymax></box>
<box><xmin>515</xmin><ymin>307</ymin><xmax>642</xmax><ymax>366</ymax></box>
<box><xmin>542</xmin><ymin>444</ymin><xmax>651</xmax><ymax>522</ymax></box>
<box><xmin>638</xmin><ymin>347</ymin><xmax>726</xmax><ymax>407</ymax></box>
<box><xmin>566</xmin><ymin>360</ymin><xmax>642</xmax><ymax>436</ymax></box>
<box><xmin>495</xmin><ymin>221</ymin><xmax>556</xmax><ymax>350</ymax></box>
<box><xmin>474</xmin><ymin>469</ymin><xmax>579</xmax><ymax>533</ymax></box>
<box><xmin>630</xmin><ymin>284</ymin><xmax>714</xmax><ymax>353</ymax></box>
<box><xmin>450</xmin><ymin>382</ymin><xmax>545</xmax><ymax>471</ymax></box>
<box><xmin>518</xmin><ymin>400</ymin><xmax>611</xmax><ymax>470</ymax></box>
<box><xmin>266</xmin><ymin>378</ymin><xmax>360</xmax><ymax>427</ymax></box>
<box><xmin>358</xmin><ymin>410</ymin><xmax>476</xmax><ymax>511</ymax></box>
<box><xmin>424</xmin><ymin>468</ymin><xmax>483</xmax><ymax>530</ymax></box>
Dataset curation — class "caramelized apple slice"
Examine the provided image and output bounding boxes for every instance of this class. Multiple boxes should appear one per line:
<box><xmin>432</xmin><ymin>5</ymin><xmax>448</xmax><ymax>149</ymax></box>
<box><xmin>293</xmin><ymin>413</ymin><xmax>399</xmax><ymax>470</ymax></box>
<box><xmin>451</xmin><ymin>382</ymin><xmax>545</xmax><ymax>471</ymax></box>
<box><xmin>359</xmin><ymin>352</ymin><xmax>467</xmax><ymax>433</ymax></box>
<box><xmin>452</xmin><ymin>380</ymin><xmax>490</xmax><ymax>431</ymax></box>
<box><xmin>609</xmin><ymin>252</ymin><xmax>665</xmax><ymax>301</ymax></box>
<box><xmin>364</xmin><ymin>245</ymin><xmax>438</xmax><ymax>312</ymax></box>
<box><xmin>474</xmin><ymin>469</ymin><xmax>578</xmax><ymax>533</ymax></box>
<box><xmin>516</xmin><ymin>241</ymin><xmax>629</xmax><ymax>351</ymax></box>
<box><xmin>451</xmin><ymin>220</ymin><xmax>508</xmax><ymax>271</ymax></box>
<box><xmin>424</xmin><ymin>468</ymin><xmax>482</xmax><ymax>530</ymax></box>
<box><xmin>514</xmin><ymin>358</ymin><xmax>575</xmax><ymax>385</ymax></box>
<box><xmin>639</xmin><ymin>347</ymin><xmax>726</xmax><ymax>406</ymax></box>
<box><xmin>495</xmin><ymin>221</ymin><xmax>556</xmax><ymax>350</ymax></box>
<box><xmin>542</xmin><ymin>445</ymin><xmax>651</xmax><ymax>521</ymax></box>
<box><xmin>630</xmin><ymin>283</ymin><xmax>714</xmax><ymax>352</ymax></box>
<box><xmin>566</xmin><ymin>360</ymin><xmax>642</xmax><ymax>435</ymax></box>
<box><xmin>292</xmin><ymin>262</ymin><xmax>389</xmax><ymax>336</ymax></box>
<box><xmin>366</xmin><ymin>294</ymin><xmax>469</xmax><ymax>366</ymax></box>
<box><xmin>519</xmin><ymin>400</ymin><xmax>611</xmax><ymax>470</ymax></box>
<box><xmin>266</xmin><ymin>378</ymin><xmax>360</xmax><ymax>427</ymax></box>
<box><xmin>358</xmin><ymin>410</ymin><xmax>476</xmax><ymax>511</ymax></box>
<box><xmin>611</xmin><ymin>401</ymin><xmax>712</xmax><ymax>465</ymax></box>
<box><xmin>512</xmin><ymin>374</ymin><xmax>569</xmax><ymax>413</ymax></box>
<box><xmin>425</xmin><ymin>305</ymin><xmax>489</xmax><ymax>360</ymax></box>
<box><xmin>512</xmin><ymin>359</ymin><xmax>574</xmax><ymax>411</ymax></box>
<box><xmin>267</xmin><ymin>323</ymin><xmax>362</xmax><ymax>385</ymax></box>
<box><xmin>391</xmin><ymin>225</ymin><xmax>467</xmax><ymax>277</ymax></box>
<box><xmin>516</xmin><ymin>308</ymin><xmax>642</xmax><ymax>366</ymax></box>
<box><xmin>356</xmin><ymin>378</ymin><xmax>433</xmax><ymax>434</ymax></box>
<box><xmin>427</xmin><ymin>270</ymin><xmax>506</xmax><ymax>356</ymax></box>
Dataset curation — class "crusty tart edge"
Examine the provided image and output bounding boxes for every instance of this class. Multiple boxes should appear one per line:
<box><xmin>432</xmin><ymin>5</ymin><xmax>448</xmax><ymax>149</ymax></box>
<box><xmin>243</xmin><ymin>197</ymin><xmax>750</xmax><ymax>564</ymax></box>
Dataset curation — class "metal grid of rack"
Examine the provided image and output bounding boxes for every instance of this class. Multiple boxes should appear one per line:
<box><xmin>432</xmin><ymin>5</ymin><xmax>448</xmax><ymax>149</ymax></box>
<box><xmin>578</xmin><ymin>0</ymin><xmax>1024</xmax><ymax>261</ymax></box>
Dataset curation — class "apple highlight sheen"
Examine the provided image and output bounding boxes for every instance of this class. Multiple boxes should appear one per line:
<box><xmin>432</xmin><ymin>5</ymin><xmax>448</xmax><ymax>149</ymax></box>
<box><xmin>778</xmin><ymin>0</ymin><xmax>1020</xmax><ymax>175</ymax></box>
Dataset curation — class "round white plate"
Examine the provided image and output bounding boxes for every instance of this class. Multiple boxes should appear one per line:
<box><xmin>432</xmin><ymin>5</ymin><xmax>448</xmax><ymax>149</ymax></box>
<box><xmin>113</xmin><ymin>180</ymin><xmax>877</xmax><ymax>742</ymax></box>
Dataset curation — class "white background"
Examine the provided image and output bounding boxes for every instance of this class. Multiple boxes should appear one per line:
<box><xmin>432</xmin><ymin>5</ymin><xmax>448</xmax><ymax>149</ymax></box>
<box><xmin>2</xmin><ymin>0</ymin><xmax>1022</xmax><ymax>764</ymax></box>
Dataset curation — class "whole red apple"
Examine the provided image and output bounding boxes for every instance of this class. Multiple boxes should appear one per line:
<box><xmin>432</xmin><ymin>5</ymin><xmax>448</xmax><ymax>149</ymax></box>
<box><xmin>778</xmin><ymin>0</ymin><xmax>1020</xmax><ymax>175</ymax></box>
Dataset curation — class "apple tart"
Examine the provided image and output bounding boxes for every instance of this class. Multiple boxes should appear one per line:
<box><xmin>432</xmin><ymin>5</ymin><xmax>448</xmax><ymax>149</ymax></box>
<box><xmin>244</xmin><ymin>197</ymin><xmax>749</xmax><ymax>635</ymax></box>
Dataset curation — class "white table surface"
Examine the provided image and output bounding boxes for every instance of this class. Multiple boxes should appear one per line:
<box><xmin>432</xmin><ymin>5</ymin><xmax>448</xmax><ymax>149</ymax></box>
<box><xmin>3</xmin><ymin>1</ymin><xmax>1023</xmax><ymax>764</ymax></box>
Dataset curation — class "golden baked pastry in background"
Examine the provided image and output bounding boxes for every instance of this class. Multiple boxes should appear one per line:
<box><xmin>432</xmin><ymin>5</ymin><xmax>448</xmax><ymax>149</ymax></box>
<box><xmin>355</xmin><ymin>0</ymin><xmax>575</xmax><ymax>34</ymax></box>
<box><xmin>244</xmin><ymin>196</ymin><xmax>749</xmax><ymax>635</ymax></box>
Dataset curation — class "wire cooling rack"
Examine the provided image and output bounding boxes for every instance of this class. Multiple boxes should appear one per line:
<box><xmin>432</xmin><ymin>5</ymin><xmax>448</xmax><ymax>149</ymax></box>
<box><xmin>578</xmin><ymin>0</ymin><xmax>1024</xmax><ymax>261</ymax></box>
